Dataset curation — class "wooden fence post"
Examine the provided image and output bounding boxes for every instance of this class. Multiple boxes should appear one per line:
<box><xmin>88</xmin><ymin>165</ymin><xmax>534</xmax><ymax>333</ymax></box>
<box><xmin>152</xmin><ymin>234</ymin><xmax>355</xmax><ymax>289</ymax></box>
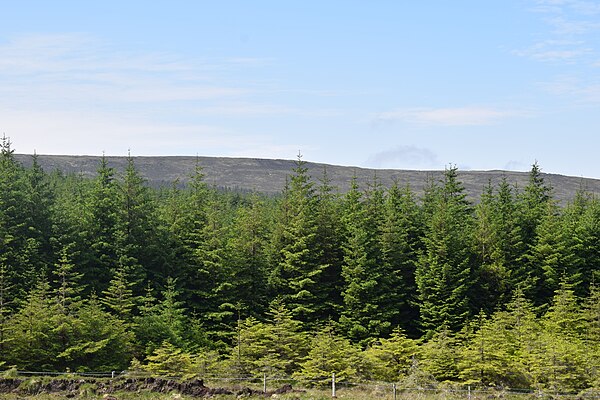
<box><xmin>332</xmin><ymin>372</ymin><xmax>336</xmax><ymax>398</ymax></box>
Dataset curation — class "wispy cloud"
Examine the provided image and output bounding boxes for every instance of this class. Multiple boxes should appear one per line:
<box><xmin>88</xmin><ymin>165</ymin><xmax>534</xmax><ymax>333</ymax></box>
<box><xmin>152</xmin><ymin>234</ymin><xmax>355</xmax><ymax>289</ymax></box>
<box><xmin>520</xmin><ymin>1</ymin><xmax>600</xmax><ymax>63</ymax></box>
<box><xmin>0</xmin><ymin>33</ymin><xmax>252</xmax><ymax>107</ymax></box>
<box><xmin>534</xmin><ymin>0</ymin><xmax>600</xmax><ymax>16</ymax></box>
<box><xmin>373</xmin><ymin>106</ymin><xmax>520</xmax><ymax>126</ymax></box>
<box><xmin>366</xmin><ymin>146</ymin><xmax>439</xmax><ymax>169</ymax></box>
<box><xmin>514</xmin><ymin>39</ymin><xmax>592</xmax><ymax>62</ymax></box>
<box><xmin>0</xmin><ymin>33</ymin><xmax>341</xmax><ymax>156</ymax></box>
<box><xmin>539</xmin><ymin>74</ymin><xmax>600</xmax><ymax>103</ymax></box>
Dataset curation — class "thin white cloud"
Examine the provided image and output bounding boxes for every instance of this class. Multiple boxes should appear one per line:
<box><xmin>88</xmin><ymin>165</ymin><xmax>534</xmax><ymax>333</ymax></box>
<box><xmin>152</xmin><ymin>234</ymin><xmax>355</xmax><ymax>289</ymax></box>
<box><xmin>366</xmin><ymin>146</ymin><xmax>439</xmax><ymax>169</ymax></box>
<box><xmin>504</xmin><ymin>160</ymin><xmax>530</xmax><ymax>171</ymax></box>
<box><xmin>522</xmin><ymin>0</ymin><xmax>600</xmax><ymax>64</ymax></box>
<box><xmin>539</xmin><ymin>75</ymin><xmax>600</xmax><ymax>103</ymax></box>
<box><xmin>374</xmin><ymin>107</ymin><xmax>520</xmax><ymax>126</ymax></box>
<box><xmin>514</xmin><ymin>39</ymin><xmax>592</xmax><ymax>62</ymax></box>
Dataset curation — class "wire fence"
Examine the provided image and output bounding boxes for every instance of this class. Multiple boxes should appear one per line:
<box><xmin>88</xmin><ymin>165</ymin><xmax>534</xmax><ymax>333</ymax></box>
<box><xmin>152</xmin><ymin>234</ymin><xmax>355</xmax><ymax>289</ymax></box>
<box><xmin>2</xmin><ymin>369</ymin><xmax>600</xmax><ymax>399</ymax></box>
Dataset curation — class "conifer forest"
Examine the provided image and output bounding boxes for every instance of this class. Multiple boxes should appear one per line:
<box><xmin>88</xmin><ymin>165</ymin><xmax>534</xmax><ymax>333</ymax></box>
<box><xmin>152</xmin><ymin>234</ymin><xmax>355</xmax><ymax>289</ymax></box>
<box><xmin>1</xmin><ymin>136</ymin><xmax>599</xmax><ymax>393</ymax></box>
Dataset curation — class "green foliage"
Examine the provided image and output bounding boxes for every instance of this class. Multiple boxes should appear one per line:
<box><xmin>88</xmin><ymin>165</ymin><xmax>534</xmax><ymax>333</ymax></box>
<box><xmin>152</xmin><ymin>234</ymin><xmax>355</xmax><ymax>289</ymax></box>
<box><xmin>295</xmin><ymin>324</ymin><xmax>363</xmax><ymax>385</ymax></box>
<box><xmin>416</xmin><ymin>167</ymin><xmax>474</xmax><ymax>335</ymax></box>
<box><xmin>228</xmin><ymin>300</ymin><xmax>308</xmax><ymax>376</ymax></box>
<box><xmin>1</xmin><ymin>143</ymin><xmax>600</xmax><ymax>393</ymax></box>
<box><xmin>269</xmin><ymin>154</ymin><xmax>328</xmax><ymax>326</ymax></box>
<box><xmin>142</xmin><ymin>341</ymin><xmax>194</xmax><ymax>376</ymax></box>
<box><xmin>363</xmin><ymin>327</ymin><xmax>419</xmax><ymax>382</ymax></box>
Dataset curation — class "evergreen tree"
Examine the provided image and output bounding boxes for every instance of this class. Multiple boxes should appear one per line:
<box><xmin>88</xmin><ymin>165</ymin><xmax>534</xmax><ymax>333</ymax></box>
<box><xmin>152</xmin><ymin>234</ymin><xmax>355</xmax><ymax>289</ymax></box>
<box><xmin>363</xmin><ymin>327</ymin><xmax>419</xmax><ymax>382</ymax></box>
<box><xmin>380</xmin><ymin>182</ymin><xmax>422</xmax><ymax>335</ymax></box>
<box><xmin>0</xmin><ymin>136</ymin><xmax>38</xmax><ymax>298</ymax></box>
<box><xmin>294</xmin><ymin>324</ymin><xmax>364</xmax><ymax>385</ymax></box>
<box><xmin>4</xmin><ymin>280</ymin><xmax>58</xmax><ymax>370</ymax></box>
<box><xmin>228</xmin><ymin>194</ymin><xmax>270</xmax><ymax>318</ymax></box>
<box><xmin>268</xmin><ymin>154</ymin><xmax>327</xmax><ymax>325</ymax></box>
<box><xmin>134</xmin><ymin>278</ymin><xmax>191</xmax><ymax>356</ymax></box>
<box><xmin>535</xmin><ymin>282</ymin><xmax>590</xmax><ymax>392</ymax></box>
<box><xmin>84</xmin><ymin>155</ymin><xmax>121</xmax><ymax>293</ymax></box>
<box><xmin>101</xmin><ymin>266</ymin><xmax>136</xmax><ymax>323</ymax></box>
<box><xmin>117</xmin><ymin>153</ymin><xmax>165</xmax><ymax>292</ymax></box>
<box><xmin>418</xmin><ymin>328</ymin><xmax>461</xmax><ymax>382</ymax></box>
<box><xmin>313</xmin><ymin>167</ymin><xmax>344</xmax><ymax>321</ymax></box>
<box><xmin>517</xmin><ymin>162</ymin><xmax>553</xmax><ymax>300</ymax></box>
<box><xmin>490</xmin><ymin>177</ymin><xmax>525</xmax><ymax>305</ymax></box>
<box><xmin>416</xmin><ymin>166</ymin><xmax>474</xmax><ymax>335</ymax></box>
<box><xmin>339</xmin><ymin>177</ymin><xmax>389</xmax><ymax>342</ymax></box>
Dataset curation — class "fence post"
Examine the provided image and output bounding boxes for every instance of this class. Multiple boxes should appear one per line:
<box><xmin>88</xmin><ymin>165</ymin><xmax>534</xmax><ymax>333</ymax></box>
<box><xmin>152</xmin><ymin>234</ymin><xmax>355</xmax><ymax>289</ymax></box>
<box><xmin>263</xmin><ymin>373</ymin><xmax>267</xmax><ymax>394</ymax></box>
<box><xmin>111</xmin><ymin>371</ymin><xmax>115</xmax><ymax>379</ymax></box>
<box><xmin>468</xmin><ymin>385</ymin><xmax>471</xmax><ymax>400</ymax></box>
<box><xmin>392</xmin><ymin>382</ymin><xmax>397</xmax><ymax>400</ymax></box>
<box><xmin>332</xmin><ymin>372</ymin><xmax>336</xmax><ymax>398</ymax></box>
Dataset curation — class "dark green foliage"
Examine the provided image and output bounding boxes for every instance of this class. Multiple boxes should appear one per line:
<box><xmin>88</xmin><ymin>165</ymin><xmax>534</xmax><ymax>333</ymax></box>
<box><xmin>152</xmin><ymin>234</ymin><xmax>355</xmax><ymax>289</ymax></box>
<box><xmin>416</xmin><ymin>166</ymin><xmax>474</xmax><ymax>335</ymax></box>
<box><xmin>2</xmin><ymin>139</ymin><xmax>600</xmax><ymax>391</ymax></box>
<box><xmin>380</xmin><ymin>182</ymin><xmax>422</xmax><ymax>336</ymax></box>
<box><xmin>84</xmin><ymin>155</ymin><xmax>122</xmax><ymax>293</ymax></box>
<box><xmin>340</xmin><ymin>176</ymin><xmax>397</xmax><ymax>342</ymax></box>
<box><xmin>268</xmin><ymin>154</ymin><xmax>328</xmax><ymax>325</ymax></box>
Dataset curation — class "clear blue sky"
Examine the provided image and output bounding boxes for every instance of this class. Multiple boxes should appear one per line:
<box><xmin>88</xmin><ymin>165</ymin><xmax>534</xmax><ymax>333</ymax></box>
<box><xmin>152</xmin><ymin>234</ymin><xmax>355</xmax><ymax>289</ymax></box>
<box><xmin>2</xmin><ymin>1</ymin><xmax>600</xmax><ymax>177</ymax></box>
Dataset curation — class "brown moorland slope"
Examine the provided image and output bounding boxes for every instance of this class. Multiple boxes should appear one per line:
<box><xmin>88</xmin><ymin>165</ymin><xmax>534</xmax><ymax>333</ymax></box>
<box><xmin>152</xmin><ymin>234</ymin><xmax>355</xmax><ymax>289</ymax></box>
<box><xmin>14</xmin><ymin>154</ymin><xmax>599</xmax><ymax>203</ymax></box>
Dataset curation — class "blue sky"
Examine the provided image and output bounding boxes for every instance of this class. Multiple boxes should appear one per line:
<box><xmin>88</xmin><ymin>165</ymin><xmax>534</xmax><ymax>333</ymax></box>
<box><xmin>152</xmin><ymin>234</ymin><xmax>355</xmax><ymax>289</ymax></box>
<box><xmin>2</xmin><ymin>1</ymin><xmax>600</xmax><ymax>178</ymax></box>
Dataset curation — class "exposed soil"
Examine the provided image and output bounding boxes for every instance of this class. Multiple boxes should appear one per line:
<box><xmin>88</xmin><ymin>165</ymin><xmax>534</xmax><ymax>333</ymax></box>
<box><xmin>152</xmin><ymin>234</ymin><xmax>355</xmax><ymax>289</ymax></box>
<box><xmin>0</xmin><ymin>377</ymin><xmax>298</xmax><ymax>398</ymax></box>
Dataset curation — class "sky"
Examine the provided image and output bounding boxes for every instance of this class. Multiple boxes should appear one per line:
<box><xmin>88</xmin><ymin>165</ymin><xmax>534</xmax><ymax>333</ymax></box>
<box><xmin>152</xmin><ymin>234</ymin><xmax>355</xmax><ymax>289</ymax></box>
<box><xmin>2</xmin><ymin>1</ymin><xmax>600</xmax><ymax>178</ymax></box>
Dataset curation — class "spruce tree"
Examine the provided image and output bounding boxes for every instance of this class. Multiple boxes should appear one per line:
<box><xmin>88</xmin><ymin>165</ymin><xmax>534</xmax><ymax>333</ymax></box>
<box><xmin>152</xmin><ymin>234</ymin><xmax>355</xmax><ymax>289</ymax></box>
<box><xmin>416</xmin><ymin>166</ymin><xmax>474</xmax><ymax>335</ymax></box>
<box><xmin>268</xmin><ymin>153</ymin><xmax>327</xmax><ymax>325</ymax></box>
<box><xmin>85</xmin><ymin>155</ymin><xmax>121</xmax><ymax>293</ymax></box>
<box><xmin>228</xmin><ymin>194</ymin><xmax>270</xmax><ymax>318</ymax></box>
<box><xmin>313</xmin><ymin>167</ymin><xmax>344</xmax><ymax>321</ymax></box>
<box><xmin>380</xmin><ymin>182</ymin><xmax>422</xmax><ymax>335</ymax></box>
<box><xmin>0</xmin><ymin>136</ymin><xmax>38</xmax><ymax>298</ymax></box>
<box><xmin>117</xmin><ymin>153</ymin><xmax>164</xmax><ymax>292</ymax></box>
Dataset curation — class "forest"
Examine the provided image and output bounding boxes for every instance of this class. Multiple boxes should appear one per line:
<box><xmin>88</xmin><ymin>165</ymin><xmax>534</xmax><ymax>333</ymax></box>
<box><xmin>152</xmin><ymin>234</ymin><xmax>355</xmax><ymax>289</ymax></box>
<box><xmin>0</xmin><ymin>135</ymin><xmax>599</xmax><ymax>393</ymax></box>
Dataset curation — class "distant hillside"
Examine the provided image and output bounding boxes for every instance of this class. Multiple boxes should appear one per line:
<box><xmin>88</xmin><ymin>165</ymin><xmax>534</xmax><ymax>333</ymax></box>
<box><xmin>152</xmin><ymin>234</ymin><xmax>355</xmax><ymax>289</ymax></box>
<box><xmin>14</xmin><ymin>154</ymin><xmax>598</xmax><ymax>203</ymax></box>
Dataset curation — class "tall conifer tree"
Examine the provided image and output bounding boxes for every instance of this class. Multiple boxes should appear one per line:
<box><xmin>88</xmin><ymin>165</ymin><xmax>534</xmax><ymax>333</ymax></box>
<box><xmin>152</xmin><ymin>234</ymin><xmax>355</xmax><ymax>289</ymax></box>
<box><xmin>416</xmin><ymin>166</ymin><xmax>474</xmax><ymax>335</ymax></box>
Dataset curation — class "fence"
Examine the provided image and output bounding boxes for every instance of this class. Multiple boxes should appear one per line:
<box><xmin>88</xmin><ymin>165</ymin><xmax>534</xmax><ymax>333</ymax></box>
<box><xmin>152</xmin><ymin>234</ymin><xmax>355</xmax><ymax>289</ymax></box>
<box><xmin>2</xmin><ymin>369</ymin><xmax>600</xmax><ymax>399</ymax></box>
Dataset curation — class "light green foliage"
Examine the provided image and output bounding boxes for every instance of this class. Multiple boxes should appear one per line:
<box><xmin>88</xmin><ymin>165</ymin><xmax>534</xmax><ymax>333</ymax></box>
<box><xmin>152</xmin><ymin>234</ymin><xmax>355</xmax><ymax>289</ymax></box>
<box><xmin>418</xmin><ymin>328</ymin><xmax>460</xmax><ymax>383</ymax></box>
<box><xmin>363</xmin><ymin>327</ymin><xmax>419</xmax><ymax>382</ymax></box>
<box><xmin>228</xmin><ymin>300</ymin><xmax>308</xmax><ymax>376</ymax></box>
<box><xmin>134</xmin><ymin>277</ymin><xmax>190</xmax><ymax>356</ymax></box>
<box><xmin>295</xmin><ymin>325</ymin><xmax>363</xmax><ymax>385</ymax></box>
<box><xmin>2</xmin><ymin>145</ymin><xmax>600</xmax><ymax>393</ymax></box>
<box><xmin>142</xmin><ymin>341</ymin><xmax>194</xmax><ymax>376</ymax></box>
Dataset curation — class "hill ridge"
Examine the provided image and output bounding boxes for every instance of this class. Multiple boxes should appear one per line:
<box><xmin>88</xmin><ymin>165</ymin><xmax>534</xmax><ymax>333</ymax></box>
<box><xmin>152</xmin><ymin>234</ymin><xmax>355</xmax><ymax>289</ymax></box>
<box><xmin>14</xmin><ymin>154</ymin><xmax>598</xmax><ymax>203</ymax></box>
